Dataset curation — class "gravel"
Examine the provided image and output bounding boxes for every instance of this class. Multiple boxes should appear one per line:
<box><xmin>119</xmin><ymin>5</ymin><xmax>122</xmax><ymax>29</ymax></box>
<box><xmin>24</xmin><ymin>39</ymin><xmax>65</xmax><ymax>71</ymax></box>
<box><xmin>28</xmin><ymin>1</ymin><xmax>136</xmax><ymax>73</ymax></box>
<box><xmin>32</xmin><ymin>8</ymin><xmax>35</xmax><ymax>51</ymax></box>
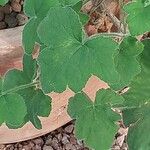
<box><xmin>0</xmin><ymin>121</ymin><xmax>128</xmax><ymax>150</ymax></box>
<box><xmin>0</xmin><ymin>0</ymin><xmax>28</xmax><ymax>29</ymax></box>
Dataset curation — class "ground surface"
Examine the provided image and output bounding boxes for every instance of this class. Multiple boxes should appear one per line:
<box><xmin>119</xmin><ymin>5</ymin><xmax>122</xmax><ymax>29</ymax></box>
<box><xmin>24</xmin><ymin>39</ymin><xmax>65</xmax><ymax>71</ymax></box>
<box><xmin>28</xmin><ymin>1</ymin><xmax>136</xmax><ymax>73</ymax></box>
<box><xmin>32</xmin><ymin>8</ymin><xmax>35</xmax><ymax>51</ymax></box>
<box><xmin>0</xmin><ymin>121</ymin><xmax>128</xmax><ymax>150</ymax></box>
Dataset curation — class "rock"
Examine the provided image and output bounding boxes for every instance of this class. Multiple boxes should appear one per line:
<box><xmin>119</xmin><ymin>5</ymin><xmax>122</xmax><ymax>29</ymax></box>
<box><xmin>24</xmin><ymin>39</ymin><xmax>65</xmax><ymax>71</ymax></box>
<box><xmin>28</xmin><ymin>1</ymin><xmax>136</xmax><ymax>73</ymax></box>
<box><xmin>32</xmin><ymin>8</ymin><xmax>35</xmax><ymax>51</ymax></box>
<box><xmin>70</xmin><ymin>135</ymin><xmax>77</xmax><ymax>145</ymax></box>
<box><xmin>2</xmin><ymin>4</ymin><xmax>12</xmax><ymax>14</ymax></box>
<box><xmin>0</xmin><ymin>144</ymin><xmax>5</xmax><ymax>149</ymax></box>
<box><xmin>62</xmin><ymin>135</ymin><xmax>69</xmax><ymax>145</ymax></box>
<box><xmin>22</xmin><ymin>145</ymin><xmax>31</xmax><ymax>150</ymax></box>
<box><xmin>51</xmin><ymin>137</ymin><xmax>59</xmax><ymax>149</ymax></box>
<box><xmin>16</xmin><ymin>13</ymin><xmax>28</xmax><ymax>25</ymax></box>
<box><xmin>65</xmin><ymin>124</ymin><xmax>74</xmax><ymax>133</ymax></box>
<box><xmin>65</xmin><ymin>143</ymin><xmax>76</xmax><ymax>150</ymax></box>
<box><xmin>4</xmin><ymin>13</ymin><xmax>18</xmax><ymax>28</ymax></box>
<box><xmin>43</xmin><ymin>145</ymin><xmax>54</xmax><ymax>150</ymax></box>
<box><xmin>0</xmin><ymin>21</ymin><xmax>7</xmax><ymax>29</ymax></box>
<box><xmin>11</xmin><ymin>1</ymin><xmax>21</xmax><ymax>12</ymax></box>
<box><xmin>0</xmin><ymin>10</ymin><xmax>4</xmax><ymax>21</ymax></box>
<box><xmin>35</xmin><ymin>144</ymin><xmax>42</xmax><ymax>150</ymax></box>
<box><xmin>45</xmin><ymin>138</ymin><xmax>52</xmax><ymax>146</ymax></box>
<box><xmin>57</xmin><ymin>133</ymin><xmax>63</xmax><ymax>141</ymax></box>
<box><xmin>33</xmin><ymin>138</ymin><xmax>44</xmax><ymax>146</ymax></box>
<box><xmin>28</xmin><ymin>141</ymin><xmax>35</xmax><ymax>148</ymax></box>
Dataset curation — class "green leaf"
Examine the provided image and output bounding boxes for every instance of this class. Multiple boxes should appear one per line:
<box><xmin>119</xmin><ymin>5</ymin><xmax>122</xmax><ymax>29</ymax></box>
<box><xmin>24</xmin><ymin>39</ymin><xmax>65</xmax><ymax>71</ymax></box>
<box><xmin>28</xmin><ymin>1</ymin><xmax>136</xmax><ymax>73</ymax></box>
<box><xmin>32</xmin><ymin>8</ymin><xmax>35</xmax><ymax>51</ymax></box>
<box><xmin>0</xmin><ymin>93</ymin><xmax>27</xmax><ymax>128</ymax></box>
<box><xmin>123</xmin><ymin>104</ymin><xmax>150</xmax><ymax>150</ymax></box>
<box><xmin>123</xmin><ymin>39</ymin><xmax>150</xmax><ymax>107</ymax></box>
<box><xmin>23</xmin><ymin>0</ymin><xmax>60</xmax><ymax>54</ymax></box>
<box><xmin>122</xmin><ymin>39</ymin><xmax>150</xmax><ymax>150</ymax></box>
<box><xmin>0</xmin><ymin>0</ymin><xmax>8</xmax><ymax>6</ymax></box>
<box><xmin>72</xmin><ymin>1</ymin><xmax>89</xmax><ymax>25</ymax></box>
<box><xmin>37</xmin><ymin>7</ymin><xmax>119</xmax><ymax>93</ymax></box>
<box><xmin>19</xmin><ymin>88</ymin><xmax>51</xmax><ymax>129</ymax></box>
<box><xmin>68</xmin><ymin>89</ymin><xmax>124</xmax><ymax>150</ymax></box>
<box><xmin>60</xmin><ymin>0</ymin><xmax>81</xmax><ymax>6</ymax></box>
<box><xmin>114</xmin><ymin>36</ymin><xmax>144</xmax><ymax>89</ymax></box>
<box><xmin>1</xmin><ymin>55</ymin><xmax>51</xmax><ymax>129</ymax></box>
<box><xmin>124</xmin><ymin>0</ymin><xmax>150</xmax><ymax>35</ymax></box>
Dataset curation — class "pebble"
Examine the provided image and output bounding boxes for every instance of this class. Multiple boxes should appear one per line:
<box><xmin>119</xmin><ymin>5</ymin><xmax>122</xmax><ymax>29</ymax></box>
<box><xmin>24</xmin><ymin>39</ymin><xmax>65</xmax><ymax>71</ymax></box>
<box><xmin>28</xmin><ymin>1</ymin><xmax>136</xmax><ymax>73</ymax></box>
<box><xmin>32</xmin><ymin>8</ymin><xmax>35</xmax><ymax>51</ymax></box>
<box><xmin>65</xmin><ymin>124</ymin><xmax>74</xmax><ymax>133</ymax></box>
<box><xmin>16</xmin><ymin>13</ymin><xmax>28</xmax><ymax>25</ymax></box>
<box><xmin>11</xmin><ymin>1</ymin><xmax>21</xmax><ymax>12</ymax></box>
<box><xmin>0</xmin><ymin>10</ymin><xmax>4</xmax><ymax>21</ymax></box>
<box><xmin>0</xmin><ymin>21</ymin><xmax>7</xmax><ymax>29</ymax></box>
<box><xmin>33</xmin><ymin>138</ymin><xmax>44</xmax><ymax>146</ymax></box>
<box><xmin>2</xmin><ymin>4</ymin><xmax>12</xmax><ymax>14</ymax></box>
<box><xmin>62</xmin><ymin>135</ymin><xmax>69</xmax><ymax>145</ymax></box>
<box><xmin>0</xmin><ymin>0</ymin><xmax>27</xmax><ymax>30</ymax></box>
<box><xmin>4</xmin><ymin>13</ymin><xmax>18</xmax><ymax>27</ymax></box>
<box><xmin>43</xmin><ymin>145</ymin><xmax>54</xmax><ymax>150</ymax></box>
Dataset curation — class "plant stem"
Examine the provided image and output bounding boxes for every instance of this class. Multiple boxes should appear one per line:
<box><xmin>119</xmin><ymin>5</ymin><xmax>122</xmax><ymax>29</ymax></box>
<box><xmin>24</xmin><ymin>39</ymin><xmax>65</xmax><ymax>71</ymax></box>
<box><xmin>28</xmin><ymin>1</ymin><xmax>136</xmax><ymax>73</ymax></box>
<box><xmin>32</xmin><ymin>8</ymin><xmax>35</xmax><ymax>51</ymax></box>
<box><xmin>1</xmin><ymin>81</ymin><xmax>40</xmax><ymax>96</ymax></box>
<box><xmin>91</xmin><ymin>32</ymin><xmax>128</xmax><ymax>38</ymax></box>
<box><xmin>119</xmin><ymin>0</ymin><xmax>126</xmax><ymax>34</ymax></box>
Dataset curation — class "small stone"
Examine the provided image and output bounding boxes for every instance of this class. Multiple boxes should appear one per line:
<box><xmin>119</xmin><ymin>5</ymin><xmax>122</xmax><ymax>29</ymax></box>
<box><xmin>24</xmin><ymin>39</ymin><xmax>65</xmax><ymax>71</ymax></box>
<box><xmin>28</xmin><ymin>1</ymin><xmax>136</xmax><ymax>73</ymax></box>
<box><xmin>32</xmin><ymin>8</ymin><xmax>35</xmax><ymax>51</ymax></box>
<box><xmin>17</xmin><ymin>143</ymin><xmax>23</xmax><ymax>148</ymax></box>
<box><xmin>51</xmin><ymin>137</ymin><xmax>59</xmax><ymax>149</ymax></box>
<box><xmin>33</xmin><ymin>138</ymin><xmax>44</xmax><ymax>146</ymax></box>
<box><xmin>65</xmin><ymin>143</ymin><xmax>76</xmax><ymax>150</ymax></box>
<box><xmin>43</xmin><ymin>145</ymin><xmax>54</xmax><ymax>150</ymax></box>
<box><xmin>70</xmin><ymin>135</ymin><xmax>77</xmax><ymax>145</ymax></box>
<box><xmin>0</xmin><ymin>10</ymin><xmax>4</xmax><ymax>21</ymax></box>
<box><xmin>62</xmin><ymin>135</ymin><xmax>69</xmax><ymax>145</ymax></box>
<box><xmin>65</xmin><ymin>124</ymin><xmax>74</xmax><ymax>133</ymax></box>
<box><xmin>16</xmin><ymin>13</ymin><xmax>28</xmax><ymax>25</ymax></box>
<box><xmin>23</xmin><ymin>145</ymin><xmax>31</xmax><ymax>150</ymax></box>
<box><xmin>2</xmin><ymin>4</ymin><xmax>12</xmax><ymax>14</ymax></box>
<box><xmin>45</xmin><ymin>138</ymin><xmax>52</xmax><ymax>146</ymax></box>
<box><xmin>57</xmin><ymin>133</ymin><xmax>63</xmax><ymax>141</ymax></box>
<box><xmin>4</xmin><ymin>14</ymin><xmax>18</xmax><ymax>28</ymax></box>
<box><xmin>28</xmin><ymin>141</ymin><xmax>35</xmax><ymax>148</ymax></box>
<box><xmin>0</xmin><ymin>21</ymin><xmax>7</xmax><ymax>29</ymax></box>
<box><xmin>0</xmin><ymin>144</ymin><xmax>5</xmax><ymax>149</ymax></box>
<box><xmin>11</xmin><ymin>1</ymin><xmax>21</xmax><ymax>12</ymax></box>
<box><xmin>5</xmin><ymin>144</ymin><xmax>15</xmax><ymax>150</ymax></box>
<box><xmin>34</xmin><ymin>144</ymin><xmax>42</xmax><ymax>150</ymax></box>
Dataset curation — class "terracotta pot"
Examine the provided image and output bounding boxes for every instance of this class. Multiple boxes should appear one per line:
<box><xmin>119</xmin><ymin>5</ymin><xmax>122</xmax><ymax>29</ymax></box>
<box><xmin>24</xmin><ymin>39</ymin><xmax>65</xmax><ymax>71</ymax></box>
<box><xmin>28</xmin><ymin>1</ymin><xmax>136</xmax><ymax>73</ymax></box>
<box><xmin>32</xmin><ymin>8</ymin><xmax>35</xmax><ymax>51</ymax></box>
<box><xmin>0</xmin><ymin>26</ymin><xmax>108</xmax><ymax>144</ymax></box>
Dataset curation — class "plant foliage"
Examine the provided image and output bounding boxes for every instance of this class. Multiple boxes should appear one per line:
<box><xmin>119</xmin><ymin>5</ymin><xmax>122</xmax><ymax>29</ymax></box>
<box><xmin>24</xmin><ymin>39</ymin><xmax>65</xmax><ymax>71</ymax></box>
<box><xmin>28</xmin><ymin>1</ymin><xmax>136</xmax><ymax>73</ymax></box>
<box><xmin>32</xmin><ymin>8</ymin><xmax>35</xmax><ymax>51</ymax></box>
<box><xmin>1</xmin><ymin>0</ymin><xmax>150</xmax><ymax>149</ymax></box>
<box><xmin>0</xmin><ymin>0</ymin><xmax>8</xmax><ymax>6</ymax></box>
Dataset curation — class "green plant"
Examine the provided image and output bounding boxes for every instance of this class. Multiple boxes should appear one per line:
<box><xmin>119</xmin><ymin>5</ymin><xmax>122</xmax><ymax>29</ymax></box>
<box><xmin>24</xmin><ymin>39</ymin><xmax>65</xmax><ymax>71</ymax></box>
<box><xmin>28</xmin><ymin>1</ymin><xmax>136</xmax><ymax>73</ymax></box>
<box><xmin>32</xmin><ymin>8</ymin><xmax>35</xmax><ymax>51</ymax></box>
<box><xmin>0</xmin><ymin>0</ymin><xmax>8</xmax><ymax>6</ymax></box>
<box><xmin>0</xmin><ymin>0</ymin><xmax>150</xmax><ymax>149</ymax></box>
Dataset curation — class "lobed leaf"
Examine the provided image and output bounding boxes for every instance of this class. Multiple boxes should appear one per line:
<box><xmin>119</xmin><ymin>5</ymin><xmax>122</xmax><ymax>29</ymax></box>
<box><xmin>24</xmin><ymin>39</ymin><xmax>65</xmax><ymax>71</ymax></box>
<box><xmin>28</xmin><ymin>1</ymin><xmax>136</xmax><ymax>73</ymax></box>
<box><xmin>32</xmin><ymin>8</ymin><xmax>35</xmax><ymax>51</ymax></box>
<box><xmin>0</xmin><ymin>55</ymin><xmax>51</xmax><ymax>129</ymax></box>
<box><xmin>37</xmin><ymin>7</ymin><xmax>119</xmax><ymax>93</ymax></box>
<box><xmin>123</xmin><ymin>39</ymin><xmax>150</xmax><ymax>107</ymax></box>
<box><xmin>23</xmin><ymin>0</ymin><xmax>60</xmax><ymax>54</ymax></box>
<box><xmin>114</xmin><ymin>36</ymin><xmax>144</xmax><ymax>89</ymax></box>
<box><xmin>124</xmin><ymin>0</ymin><xmax>150</xmax><ymax>35</ymax></box>
<box><xmin>68</xmin><ymin>89</ymin><xmax>124</xmax><ymax>150</ymax></box>
<box><xmin>72</xmin><ymin>1</ymin><xmax>89</xmax><ymax>25</ymax></box>
<box><xmin>122</xmin><ymin>39</ymin><xmax>150</xmax><ymax>150</ymax></box>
